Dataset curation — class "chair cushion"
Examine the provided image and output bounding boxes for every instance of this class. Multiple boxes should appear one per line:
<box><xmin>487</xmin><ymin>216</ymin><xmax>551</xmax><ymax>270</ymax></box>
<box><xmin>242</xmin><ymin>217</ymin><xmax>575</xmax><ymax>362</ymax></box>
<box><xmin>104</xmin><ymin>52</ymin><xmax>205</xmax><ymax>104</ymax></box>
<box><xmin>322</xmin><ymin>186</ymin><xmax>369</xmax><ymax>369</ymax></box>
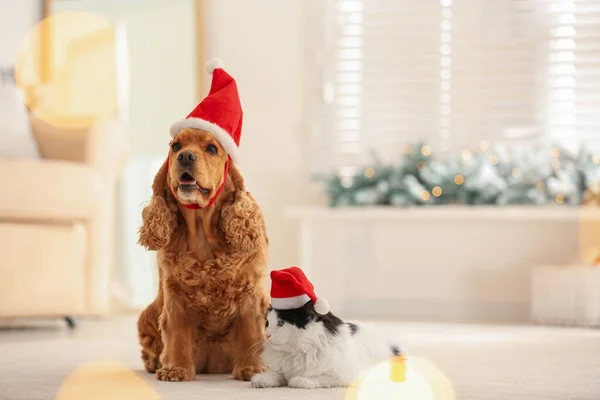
<box><xmin>0</xmin><ymin>159</ymin><xmax>102</xmax><ymax>221</ymax></box>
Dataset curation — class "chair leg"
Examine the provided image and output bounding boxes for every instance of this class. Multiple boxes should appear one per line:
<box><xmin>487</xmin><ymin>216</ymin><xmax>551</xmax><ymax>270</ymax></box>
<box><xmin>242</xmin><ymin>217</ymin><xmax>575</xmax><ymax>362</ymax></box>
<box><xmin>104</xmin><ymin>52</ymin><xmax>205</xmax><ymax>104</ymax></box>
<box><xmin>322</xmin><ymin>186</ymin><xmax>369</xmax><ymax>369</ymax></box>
<box><xmin>64</xmin><ymin>316</ymin><xmax>77</xmax><ymax>329</ymax></box>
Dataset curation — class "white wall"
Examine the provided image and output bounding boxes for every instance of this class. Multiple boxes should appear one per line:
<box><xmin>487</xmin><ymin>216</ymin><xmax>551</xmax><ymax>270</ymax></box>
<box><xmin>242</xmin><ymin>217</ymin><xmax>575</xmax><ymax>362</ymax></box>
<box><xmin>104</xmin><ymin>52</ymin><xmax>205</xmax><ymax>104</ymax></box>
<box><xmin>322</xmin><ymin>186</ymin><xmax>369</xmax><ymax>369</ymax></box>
<box><xmin>53</xmin><ymin>0</ymin><xmax>197</xmax><ymax>155</ymax></box>
<box><xmin>53</xmin><ymin>0</ymin><xmax>198</xmax><ymax>308</ymax></box>
<box><xmin>0</xmin><ymin>0</ymin><xmax>41</xmax><ymax>65</ymax></box>
<box><xmin>205</xmin><ymin>0</ymin><xmax>320</xmax><ymax>276</ymax></box>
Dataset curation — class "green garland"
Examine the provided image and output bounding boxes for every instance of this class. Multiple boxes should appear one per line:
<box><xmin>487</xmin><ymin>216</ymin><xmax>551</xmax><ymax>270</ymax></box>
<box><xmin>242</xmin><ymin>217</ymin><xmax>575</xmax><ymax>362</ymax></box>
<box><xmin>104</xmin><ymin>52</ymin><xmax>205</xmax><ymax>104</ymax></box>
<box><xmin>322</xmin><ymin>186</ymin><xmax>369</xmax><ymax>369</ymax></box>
<box><xmin>317</xmin><ymin>142</ymin><xmax>600</xmax><ymax>207</ymax></box>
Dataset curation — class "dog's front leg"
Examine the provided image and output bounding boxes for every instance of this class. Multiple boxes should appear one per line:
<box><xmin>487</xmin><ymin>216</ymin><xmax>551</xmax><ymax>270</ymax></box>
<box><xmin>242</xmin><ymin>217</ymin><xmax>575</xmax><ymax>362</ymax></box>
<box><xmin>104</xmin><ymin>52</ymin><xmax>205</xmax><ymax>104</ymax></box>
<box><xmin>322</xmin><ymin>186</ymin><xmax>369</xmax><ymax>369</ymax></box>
<box><xmin>231</xmin><ymin>300</ymin><xmax>266</xmax><ymax>381</ymax></box>
<box><xmin>156</xmin><ymin>281</ymin><xmax>196</xmax><ymax>382</ymax></box>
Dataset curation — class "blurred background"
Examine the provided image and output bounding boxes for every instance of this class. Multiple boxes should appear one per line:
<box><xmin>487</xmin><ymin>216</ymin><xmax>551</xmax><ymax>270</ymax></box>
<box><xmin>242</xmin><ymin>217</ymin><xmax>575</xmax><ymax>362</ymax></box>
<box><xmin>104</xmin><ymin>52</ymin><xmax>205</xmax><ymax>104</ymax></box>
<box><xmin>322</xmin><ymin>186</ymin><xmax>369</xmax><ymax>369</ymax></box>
<box><xmin>1</xmin><ymin>0</ymin><xmax>600</xmax><ymax>326</ymax></box>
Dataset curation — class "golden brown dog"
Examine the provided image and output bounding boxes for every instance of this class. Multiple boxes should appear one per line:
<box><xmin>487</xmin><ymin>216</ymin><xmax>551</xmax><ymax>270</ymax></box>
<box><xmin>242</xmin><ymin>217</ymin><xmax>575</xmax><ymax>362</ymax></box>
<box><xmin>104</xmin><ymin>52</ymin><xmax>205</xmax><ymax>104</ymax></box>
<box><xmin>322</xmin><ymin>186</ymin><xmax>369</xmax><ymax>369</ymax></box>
<box><xmin>137</xmin><ymin>128</ymin><xmax>269</xmax><ymax>382</ymax></box>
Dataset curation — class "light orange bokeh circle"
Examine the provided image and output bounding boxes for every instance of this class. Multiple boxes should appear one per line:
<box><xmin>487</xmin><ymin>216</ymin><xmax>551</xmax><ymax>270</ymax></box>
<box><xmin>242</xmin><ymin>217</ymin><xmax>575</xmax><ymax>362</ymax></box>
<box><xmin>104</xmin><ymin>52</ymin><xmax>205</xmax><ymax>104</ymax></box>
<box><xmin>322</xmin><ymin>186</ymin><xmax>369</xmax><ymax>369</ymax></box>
<box><xmin>15</xmin><ymin>11</ymin><xmax>121</xmax><ymax>129</ymax></box>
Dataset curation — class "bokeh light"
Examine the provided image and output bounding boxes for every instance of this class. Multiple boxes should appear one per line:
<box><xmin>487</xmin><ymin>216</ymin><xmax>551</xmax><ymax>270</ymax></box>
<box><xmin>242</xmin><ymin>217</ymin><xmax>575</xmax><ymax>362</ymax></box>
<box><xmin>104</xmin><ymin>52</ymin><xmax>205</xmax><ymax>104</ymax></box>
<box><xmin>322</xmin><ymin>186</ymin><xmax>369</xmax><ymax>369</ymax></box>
<box><xmin>57</xmin><ymin>360</ymin><xmax>160</xmax><ymax>400</ymax></box>
<box><xmin>15</xmin><ymin>11</ymin><xmax>123</xmax><ymax>129</ymax></box>
<box><xmin>345</xmin><ymin>356</ymin><xmax>455</xmax><ymax>400</ymax></box>
<box><xmin>578</xmin><ymin>184</ymin><xmax>600</xmax><ymax>264</ymax></box>
<box><xmin>536</xmin><ymin>181</ymin><xmax>545</xmax><ymax>192</ymax></box>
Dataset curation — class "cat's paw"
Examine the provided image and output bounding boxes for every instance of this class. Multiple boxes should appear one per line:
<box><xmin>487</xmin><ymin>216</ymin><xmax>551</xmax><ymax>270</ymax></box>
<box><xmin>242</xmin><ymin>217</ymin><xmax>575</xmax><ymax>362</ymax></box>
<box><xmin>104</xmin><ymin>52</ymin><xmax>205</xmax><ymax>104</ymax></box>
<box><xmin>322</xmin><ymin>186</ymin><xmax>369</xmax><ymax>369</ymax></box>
<box><xmin>288</xmin><ymin>376</ymin><xmax>318</xmax><ymax>389</ymax></box>
<box><xmin>251</xmin><ymin>372</ymin><xmax>281</xmax><ymax>388</ymax></box>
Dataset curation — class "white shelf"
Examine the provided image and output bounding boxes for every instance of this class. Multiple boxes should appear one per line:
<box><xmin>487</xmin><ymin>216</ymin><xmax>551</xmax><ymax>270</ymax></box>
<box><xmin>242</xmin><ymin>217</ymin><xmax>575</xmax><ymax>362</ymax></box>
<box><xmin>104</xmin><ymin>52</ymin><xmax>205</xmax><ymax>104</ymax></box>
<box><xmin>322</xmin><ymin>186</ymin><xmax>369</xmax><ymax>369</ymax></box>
<box><xmin>285</xmin><ymin>205</ymin><xmax>600</xmax><ymax>222</ymax></box>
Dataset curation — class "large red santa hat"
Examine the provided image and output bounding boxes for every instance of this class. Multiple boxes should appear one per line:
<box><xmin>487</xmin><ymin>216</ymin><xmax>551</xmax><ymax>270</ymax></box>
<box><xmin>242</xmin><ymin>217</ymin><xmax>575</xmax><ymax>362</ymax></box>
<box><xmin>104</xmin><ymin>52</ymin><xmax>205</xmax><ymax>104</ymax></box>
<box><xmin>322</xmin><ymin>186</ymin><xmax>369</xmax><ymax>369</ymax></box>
<box><xmin>270</xmin><ymin>266</ymin><xmax>331</xmax><ymax>315</ymax></box>
<box><xmin>170</xmin><ymin>59</ymin><xmax>242</xmax><ymax>164</ymax></box>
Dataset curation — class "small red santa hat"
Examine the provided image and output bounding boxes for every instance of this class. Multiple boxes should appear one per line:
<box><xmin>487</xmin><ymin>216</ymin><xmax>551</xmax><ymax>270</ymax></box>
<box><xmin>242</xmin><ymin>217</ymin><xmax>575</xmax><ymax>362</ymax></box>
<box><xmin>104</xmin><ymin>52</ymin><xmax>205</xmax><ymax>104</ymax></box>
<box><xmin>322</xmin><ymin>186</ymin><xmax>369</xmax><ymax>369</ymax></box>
<box><xmin>170</xmin><ymin>59</ymin><xmax>242</xmax><ymax>164</ymax></box>
<box><xmin>270</xmin><ymin>266</ymin><xmax>330</xmax><ymax>315</ymax></box>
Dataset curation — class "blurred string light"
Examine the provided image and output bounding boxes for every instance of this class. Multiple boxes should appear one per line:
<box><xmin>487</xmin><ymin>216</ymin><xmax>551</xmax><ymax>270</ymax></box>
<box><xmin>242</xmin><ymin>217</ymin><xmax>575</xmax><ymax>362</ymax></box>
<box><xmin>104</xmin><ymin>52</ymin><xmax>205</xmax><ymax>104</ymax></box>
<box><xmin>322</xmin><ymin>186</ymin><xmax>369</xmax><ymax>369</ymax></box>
<box><xmin>537</xmin><ymin>181</ymin><xmax>546</xmax><ymax>192</ymax></box>
<box><xmin>319</xmin><ymin>141</ymin><xmax>600</xmax><ymax>207</ymax></box>
<box><xmin>461</xmin><ymin>149</ymin><xmax>472</xmax><ymax>160</ymax></box>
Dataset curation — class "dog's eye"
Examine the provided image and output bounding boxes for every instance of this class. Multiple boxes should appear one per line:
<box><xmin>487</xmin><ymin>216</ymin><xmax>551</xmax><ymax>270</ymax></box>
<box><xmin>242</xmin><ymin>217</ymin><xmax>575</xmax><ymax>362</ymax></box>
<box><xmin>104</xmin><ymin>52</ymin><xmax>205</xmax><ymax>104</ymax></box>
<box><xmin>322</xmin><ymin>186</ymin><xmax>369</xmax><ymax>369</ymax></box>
<box><xmin>206</xmin><ymin>144</ymin><xmax>218</xmax><ymax>155</ymax></box>
<box><xmin>277</xmin><ymin>320</ymin><xmax>284</xmax><ymax>327</ymax></box>
<box><xmin>171</xmin><ymin>142</ymin><xmax>181</xmax><ymax>152</ymax></box>
<box><xmin>265</xmin><ymin>319</ymin><xmax>269</xmax><ymax>328</ymax></box>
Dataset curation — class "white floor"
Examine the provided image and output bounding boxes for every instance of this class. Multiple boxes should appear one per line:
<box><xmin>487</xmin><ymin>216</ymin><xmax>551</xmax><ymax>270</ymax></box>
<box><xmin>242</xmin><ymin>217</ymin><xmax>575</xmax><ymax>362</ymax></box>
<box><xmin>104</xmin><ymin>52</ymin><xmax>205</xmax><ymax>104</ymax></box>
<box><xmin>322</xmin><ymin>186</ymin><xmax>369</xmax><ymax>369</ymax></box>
<box><xmin>0</xmin><ymin>316</ymin><xmax>599</xmax><ymax>400</ymax></box>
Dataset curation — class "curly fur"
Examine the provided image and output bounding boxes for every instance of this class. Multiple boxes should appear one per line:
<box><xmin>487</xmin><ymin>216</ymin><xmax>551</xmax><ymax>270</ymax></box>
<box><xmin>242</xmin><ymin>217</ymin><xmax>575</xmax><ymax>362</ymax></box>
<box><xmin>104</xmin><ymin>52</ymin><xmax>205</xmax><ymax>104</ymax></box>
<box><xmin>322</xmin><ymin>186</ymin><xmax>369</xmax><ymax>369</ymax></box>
<box><xmin>221</xmin><ymin>191</ymin><xmax>267</xmax><ymax>253</ymax></box>
<box><xmin>138</xmin><ymin>160</ymin><xmax>178</xmax><ymax>251</ymax></box>
<box><xmin>137</xmin><ymin>129</ymin><xmax>269</xmax><ymax>382</ymax></box>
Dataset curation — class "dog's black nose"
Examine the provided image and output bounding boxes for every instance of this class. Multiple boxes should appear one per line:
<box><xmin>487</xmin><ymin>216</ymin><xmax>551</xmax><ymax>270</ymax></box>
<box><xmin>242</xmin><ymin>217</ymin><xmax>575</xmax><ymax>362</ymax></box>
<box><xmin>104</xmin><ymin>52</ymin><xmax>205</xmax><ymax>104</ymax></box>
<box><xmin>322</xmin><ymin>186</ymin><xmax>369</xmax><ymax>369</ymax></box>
<box><xmin>177</xmin><ymin>150</ymin><xmax>197</xmax><ymax>165</ymax></box>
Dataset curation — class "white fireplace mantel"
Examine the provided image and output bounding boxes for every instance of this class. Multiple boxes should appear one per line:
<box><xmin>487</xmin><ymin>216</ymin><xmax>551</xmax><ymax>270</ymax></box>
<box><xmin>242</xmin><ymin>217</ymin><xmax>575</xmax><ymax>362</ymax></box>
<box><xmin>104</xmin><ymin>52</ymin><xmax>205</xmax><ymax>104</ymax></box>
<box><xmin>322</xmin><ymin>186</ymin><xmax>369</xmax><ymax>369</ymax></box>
<box><xmin>285</xmin><ymin>205</ymin><xmax>600</xmax><ymax>323</ymax></box>
<box><xmin>286</xmin><ymin>205</ymin><xmax>600</xmax><ymax>222</ymax></box>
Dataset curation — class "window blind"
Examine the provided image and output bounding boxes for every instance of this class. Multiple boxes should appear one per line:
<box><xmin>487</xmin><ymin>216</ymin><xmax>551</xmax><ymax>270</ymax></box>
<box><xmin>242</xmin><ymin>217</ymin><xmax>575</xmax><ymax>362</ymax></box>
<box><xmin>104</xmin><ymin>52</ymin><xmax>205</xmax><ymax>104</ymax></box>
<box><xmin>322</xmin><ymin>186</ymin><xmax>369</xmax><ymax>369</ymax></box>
<box><xmin>307</xmin><ymin>0</ymin><xmax>600</xmax><ymax>174</ymax></box>
<box><xmin>542</xmin><ymin>0</ymin><xmax>600</xmax><ymax>148</ymax></box>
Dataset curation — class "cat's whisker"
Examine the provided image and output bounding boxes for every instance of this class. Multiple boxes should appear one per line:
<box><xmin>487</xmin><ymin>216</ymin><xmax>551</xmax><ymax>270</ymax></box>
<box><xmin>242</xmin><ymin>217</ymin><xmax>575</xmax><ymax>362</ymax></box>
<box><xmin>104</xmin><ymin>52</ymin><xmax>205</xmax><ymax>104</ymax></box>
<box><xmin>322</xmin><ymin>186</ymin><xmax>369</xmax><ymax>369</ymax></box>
<box><xmin>243</xmin><ymin>339</ymin><xmax>265</xmax><ymax>359</ymax></box>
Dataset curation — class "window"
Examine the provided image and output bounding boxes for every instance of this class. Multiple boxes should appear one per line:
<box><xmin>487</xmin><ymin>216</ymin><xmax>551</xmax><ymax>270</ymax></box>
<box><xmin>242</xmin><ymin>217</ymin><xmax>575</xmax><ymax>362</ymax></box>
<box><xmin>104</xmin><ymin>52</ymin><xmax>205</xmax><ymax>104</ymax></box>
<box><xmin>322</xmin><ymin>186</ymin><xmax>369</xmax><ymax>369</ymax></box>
<box><xmin>306</xmin><ymin>0</ymin><xmax>600</xmax><ymax>174</ymax></box>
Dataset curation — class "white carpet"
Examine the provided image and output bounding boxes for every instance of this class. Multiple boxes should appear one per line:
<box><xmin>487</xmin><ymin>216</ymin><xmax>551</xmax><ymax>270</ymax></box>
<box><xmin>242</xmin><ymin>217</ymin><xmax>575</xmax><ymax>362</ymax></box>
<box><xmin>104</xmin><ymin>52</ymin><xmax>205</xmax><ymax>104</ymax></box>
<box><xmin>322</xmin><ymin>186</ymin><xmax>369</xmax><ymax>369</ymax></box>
<box><xmin>0</xmin><ymin>316</ymin><xmax>599</xmax><ymax>400</ymax></box>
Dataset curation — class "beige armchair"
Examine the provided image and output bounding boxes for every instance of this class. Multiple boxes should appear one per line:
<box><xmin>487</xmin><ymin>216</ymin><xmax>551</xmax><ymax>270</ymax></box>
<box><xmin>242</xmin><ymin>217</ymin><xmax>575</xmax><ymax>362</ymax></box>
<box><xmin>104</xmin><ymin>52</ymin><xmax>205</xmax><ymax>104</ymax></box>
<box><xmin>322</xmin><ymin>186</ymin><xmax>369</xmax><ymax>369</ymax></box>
<box><xmin>0</xmin><ymin>116</ymin><xmax>129</xmax><ymax>320</ymax></box>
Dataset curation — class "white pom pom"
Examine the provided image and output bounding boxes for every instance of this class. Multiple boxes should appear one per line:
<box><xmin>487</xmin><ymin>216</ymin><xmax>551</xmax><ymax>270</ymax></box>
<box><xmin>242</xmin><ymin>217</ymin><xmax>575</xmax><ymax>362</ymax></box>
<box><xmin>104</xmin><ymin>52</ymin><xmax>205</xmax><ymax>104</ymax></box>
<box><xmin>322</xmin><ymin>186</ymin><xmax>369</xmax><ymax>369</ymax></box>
<box><xmin>314</xmin><ymin>297</ymin><xmax>330</xmax><ymax>315</ymax></box>
<box><xmin>206</xmin><ymin>58</ymin><xmax>225</xmax><ymax>73</ymax></box>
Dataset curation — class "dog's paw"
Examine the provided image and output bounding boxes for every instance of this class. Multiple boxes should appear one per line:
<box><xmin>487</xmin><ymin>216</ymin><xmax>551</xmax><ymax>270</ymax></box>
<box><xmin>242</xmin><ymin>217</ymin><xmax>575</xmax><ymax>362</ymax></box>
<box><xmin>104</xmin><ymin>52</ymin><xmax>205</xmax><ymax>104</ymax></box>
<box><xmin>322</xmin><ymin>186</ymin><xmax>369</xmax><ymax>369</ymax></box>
<box><xmin>156</xmin><ymin>367</ymin><xmax>193</xmax><ymax>382</ymax></box>
<box><xmin>142</xmin><ymin>356</ymin><xmax>161</xmax><ymax>373</ymax></box>
<box><xmin>288</xmin><ymin>376</ymin><xmax>318</xmax><ymax>389</ymax></box>
<box><xmin>233</xmin><ymin>365</ymin><xmax>265</xmax><ymax>381</ymax></box>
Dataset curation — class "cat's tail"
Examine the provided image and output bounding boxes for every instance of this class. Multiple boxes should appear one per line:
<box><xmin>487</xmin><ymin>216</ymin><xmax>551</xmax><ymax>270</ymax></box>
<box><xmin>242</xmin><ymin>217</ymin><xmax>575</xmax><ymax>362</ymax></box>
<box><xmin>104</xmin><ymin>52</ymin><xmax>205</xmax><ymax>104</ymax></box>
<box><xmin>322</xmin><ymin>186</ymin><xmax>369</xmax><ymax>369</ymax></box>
<box><xmin>389</xmin><ymin>344</ymin><xmax>403</xmax><ymax>357</ymax></box>
<box><xmin>380</xmin><ymin>326</ymin><xmax>407</xmax><ymax>358</ymax></box>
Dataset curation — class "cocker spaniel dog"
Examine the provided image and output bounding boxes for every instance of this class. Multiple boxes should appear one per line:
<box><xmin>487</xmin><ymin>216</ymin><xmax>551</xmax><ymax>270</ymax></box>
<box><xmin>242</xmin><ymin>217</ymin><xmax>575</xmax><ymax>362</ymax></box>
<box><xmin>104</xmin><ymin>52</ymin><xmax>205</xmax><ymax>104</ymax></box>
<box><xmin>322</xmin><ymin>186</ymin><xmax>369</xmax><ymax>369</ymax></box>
<box><xmin>136</xmin><ymin>60</ymin><xmax>269</xmax><ymax>382</ymax></box>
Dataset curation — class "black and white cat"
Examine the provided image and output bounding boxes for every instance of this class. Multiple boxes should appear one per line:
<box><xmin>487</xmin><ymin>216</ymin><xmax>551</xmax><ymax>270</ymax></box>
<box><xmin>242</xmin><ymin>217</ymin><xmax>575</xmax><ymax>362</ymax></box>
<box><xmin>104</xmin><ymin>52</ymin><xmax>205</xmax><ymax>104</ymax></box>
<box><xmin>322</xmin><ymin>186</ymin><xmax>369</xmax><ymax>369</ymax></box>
<box><xmin>251</xmin><ymin>301</ymin><xmax>402</xmax><ymax>389</ymax></box>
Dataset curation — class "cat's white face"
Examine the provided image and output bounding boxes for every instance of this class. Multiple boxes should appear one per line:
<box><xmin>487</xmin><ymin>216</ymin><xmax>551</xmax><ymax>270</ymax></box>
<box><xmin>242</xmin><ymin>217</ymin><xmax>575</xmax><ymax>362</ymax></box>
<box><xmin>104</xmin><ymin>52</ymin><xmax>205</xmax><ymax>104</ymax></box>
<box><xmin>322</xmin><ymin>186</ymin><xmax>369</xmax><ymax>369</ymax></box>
<box><xmin>264</xmin><ymin>303</ymin><xmax>345</xmax><ymax>351</ymax></box>
<box><xmin>265</xmin><ymin>309</ymin><xmax>298</xmax><ymax>347</ymax></box>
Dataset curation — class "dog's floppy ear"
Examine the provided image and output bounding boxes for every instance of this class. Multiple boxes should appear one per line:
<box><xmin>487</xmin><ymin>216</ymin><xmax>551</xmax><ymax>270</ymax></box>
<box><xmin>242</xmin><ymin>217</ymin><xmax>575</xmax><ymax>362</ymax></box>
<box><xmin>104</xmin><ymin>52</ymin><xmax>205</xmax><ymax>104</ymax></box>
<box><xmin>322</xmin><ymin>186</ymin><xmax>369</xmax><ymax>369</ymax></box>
<box><xmin>219</xmin><ymin>165</ymin><xmax>267</xmax><ymax>254</ymax></box>
<box><xmin>138</xmin><ymin>158</ymin><xmax>179</xmax><ymax>251</ymax></box>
